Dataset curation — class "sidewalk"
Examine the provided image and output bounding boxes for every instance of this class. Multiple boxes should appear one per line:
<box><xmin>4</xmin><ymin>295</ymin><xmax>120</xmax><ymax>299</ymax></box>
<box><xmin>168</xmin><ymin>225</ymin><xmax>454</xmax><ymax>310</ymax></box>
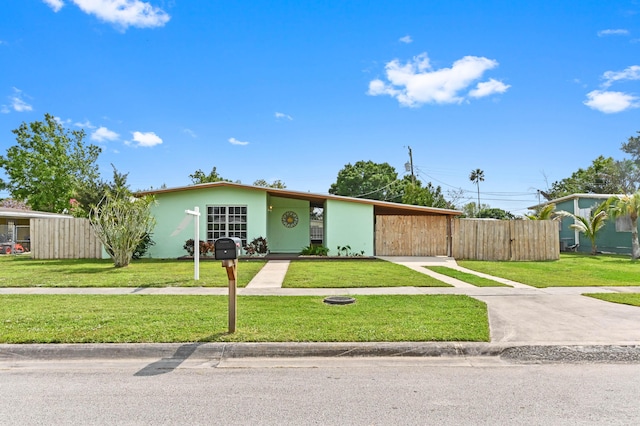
<box><xmin>2</xmin><ymin>257</ymin><xmax>640</xmax><ymax>360</ymax></box>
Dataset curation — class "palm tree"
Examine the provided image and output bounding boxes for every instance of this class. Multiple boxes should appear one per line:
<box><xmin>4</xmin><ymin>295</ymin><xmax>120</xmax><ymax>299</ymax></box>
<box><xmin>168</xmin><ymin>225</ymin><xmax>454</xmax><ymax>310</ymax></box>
<box><xmin>469</xmin><ymin>169</ymin><xmax>484</xmax><ymax>216</ymax></box>
<box><xmin>557</xmin><ymin>202</ymin><xmax>609</xmax><ymax>255</ymax></box>
<box><xmin>607</xmin><ymin>192</ymin><xmax>640</xmax><ymax>260</ymax></box>
<box><xmin>526</xmin><ymin>203</ymin><xmax>557</xmax><ymax>220</ymax></box>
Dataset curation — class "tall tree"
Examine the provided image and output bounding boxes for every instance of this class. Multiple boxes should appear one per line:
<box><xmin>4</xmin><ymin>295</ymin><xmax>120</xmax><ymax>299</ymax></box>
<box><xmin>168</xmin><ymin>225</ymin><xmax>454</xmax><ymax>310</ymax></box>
<box><xmin>557</xmin><ymin>201</ymin><xmax>609</xmax><ymax>255</ymax></box>
<box><xmin>607</xmin><ymin>192</ymin><xmax>640</xmax><ymax>260</ymax></box>
<box><xmin>621</xmin><ymin>131</ymin><xmax>640</xmax><ymax>164</ymax></box>
<box><xmin>0</xmin><ymin>113</ymin><xmax>101</xmax><ymax>212</ymax></box>
<box><xmin>189</xmin><ymin>167</ymin><xmax>228</xmax><ymax>184</ymax></box>
<box><xmin>477</xmin><ymin>208</ymin><xmax>515</xmax><ymax>220</ymax></box>
<box><xmin>329</xmin><ymin>161</ymin><xmax>399</xmax><ymax>201</ymax></box>
<box><xmin>73</xmin><ymin>164</ymin><xmax>131</xmax><ymax>218</ymax></box>
<box><xmin>469</xmin><ymin>169</ymin><xmax>485</xmax><ymax>215</ymax></box>
<box><xmin>400</xmin><ymin>177</ymin><xmax>452</xmax><ymax>209</ymax></box>
<box><xmin>253</xmin><ymin>179</ymin><xmax>286</xmax><ymax>189</ymax></box>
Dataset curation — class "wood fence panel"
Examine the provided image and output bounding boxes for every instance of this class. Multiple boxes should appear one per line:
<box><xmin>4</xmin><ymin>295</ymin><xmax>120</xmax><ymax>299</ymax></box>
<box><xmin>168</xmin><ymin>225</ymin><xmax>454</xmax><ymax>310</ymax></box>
<box><xmin>375</xmin><ymin>215</ymin><xmax>449</xmax><ymax>256</ymax></box>
<box><xmin>452</xmin><ymin>219</ymin><xmax>559</xmax><ymax>261</ymax></box>
<box><xmin>30</xmin><ymin>218</ymin><xmax>102</xmax><ymax>259</ymax></box>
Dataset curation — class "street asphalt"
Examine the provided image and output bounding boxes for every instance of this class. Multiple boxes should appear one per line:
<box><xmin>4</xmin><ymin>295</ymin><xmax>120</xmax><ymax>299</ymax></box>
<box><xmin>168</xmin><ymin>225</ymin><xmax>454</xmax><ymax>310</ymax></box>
<box><xmin>2</xmin><ymin>256</ymin><xmax>640</xmax><ymax>363</ymax></box>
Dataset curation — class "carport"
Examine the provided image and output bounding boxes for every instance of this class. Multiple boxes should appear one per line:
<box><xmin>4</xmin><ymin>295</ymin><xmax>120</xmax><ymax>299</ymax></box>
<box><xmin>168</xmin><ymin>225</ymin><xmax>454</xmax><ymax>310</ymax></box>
<box><xmin>0</xmin><ymin>208</ymin><xmax>71</xmax><ymax>254</ymax></box>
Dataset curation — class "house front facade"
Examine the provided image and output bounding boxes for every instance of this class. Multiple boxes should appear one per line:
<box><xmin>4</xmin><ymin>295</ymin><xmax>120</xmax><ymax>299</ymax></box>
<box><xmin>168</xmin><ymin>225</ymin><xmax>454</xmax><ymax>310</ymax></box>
<box><xmin>138</xmin><ymin>182</ymin><xmax>461</xmax><ymax>259</ymax></box>
<box><xmin>530</xmin><ymin>193</ymin><xmax>639</xmax><ymax>255</ymax></box>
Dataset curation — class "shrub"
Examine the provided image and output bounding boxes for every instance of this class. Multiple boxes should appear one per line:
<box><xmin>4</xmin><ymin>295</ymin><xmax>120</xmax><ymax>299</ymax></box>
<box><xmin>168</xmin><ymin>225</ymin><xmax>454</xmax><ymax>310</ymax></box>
<box><xmin>132</xmin><ymin>233</ymin><xmax>155</xmax><ymax>260</ymax></box>
<box><xmin>244</xmin><ymin>236</ymin><xmax>268</xmax><ymax>256</ymax></box>
<box><xmin>301</xmin><ymin>244</ymin><xmax>329</xmax><ymax>256</ymax></box>
<box><xmin>183</xmin><ymin>239</ymin><xmax>213</xmax><ymax>257</ymax></box>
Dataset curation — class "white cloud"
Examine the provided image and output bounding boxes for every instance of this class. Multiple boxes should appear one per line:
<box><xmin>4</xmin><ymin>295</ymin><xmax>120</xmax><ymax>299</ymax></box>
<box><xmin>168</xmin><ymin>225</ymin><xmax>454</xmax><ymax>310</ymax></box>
<box><xmin>368</xmin><ymin>52</ymin><xmax>508</xmax><ymax>106</ymax></box>
<box><xmin>1</xmin><ymin>105</ymin><xmax>9</xmax><ymax>114</ymax></box>
<box><xmin>602</xmin><ymin>65</ymin><xmax>640</xmax><ymax>87</ymax></box>
<box><xmin>46</xmin><ymin>0</ymin><xmax>170</xmax><ymax>30</ymax></box>
<box><xmin>469</xmin><ymin>78</ymin><xmax>511</xmax><ymax>98</ymax></box>
<box><xmin>183</xmin><ymin>128</ymin><xmax>197</xmax><ymax>138</ymax></box>
<box><xmin>228</xmin><ymin>137</ymin><xmax>249</xmax><ymax>146</ymax></box>
<box><xmin>7</xmin><ymin>88</ymin><xmax>33</xmax><ymax>112</ymax></box>
<box><xmin>43</xmin><ymin>0</ymin><xmax>65</xmax><ymax>12</ymax></box>
<box><xmin>91</xmin><ymin>126</ymin><xmax>120</xmax><ymax>142</ymax></box>
<box><xmin>75</xmin><ymin>120</ymin><xmax>96</xmax><ymax>129</ymax></box>
<box><xmin>399</xmin><ymin>35</ymin><xmax>413</xmax><ymax>44</ymax></box>
<box><xmin>584</xmin><ymin>90</ymin><xmax>639</xmax><ymax>113</ymax></box>
<box><xmin>597</xmin><ymin>29</ymin><xmax>629</xmax><ymax>37</ymax></box>
<box><xmin>130</xmin><ymin>131</ymin><xmax>162</xmax><ymax>147</ymax></box>
<box><xmin>275</xmin><ymin>112</ymin><xmax>293</xmax><ymax>120</ymax></box>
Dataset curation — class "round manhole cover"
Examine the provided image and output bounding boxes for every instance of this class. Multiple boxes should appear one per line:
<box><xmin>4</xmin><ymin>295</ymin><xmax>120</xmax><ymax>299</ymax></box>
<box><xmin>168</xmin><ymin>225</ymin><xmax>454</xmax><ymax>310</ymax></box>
<box><xmin>323</xmin><ymin>296</ymin><xmax>356</xmax><ymax>305</ymax></box>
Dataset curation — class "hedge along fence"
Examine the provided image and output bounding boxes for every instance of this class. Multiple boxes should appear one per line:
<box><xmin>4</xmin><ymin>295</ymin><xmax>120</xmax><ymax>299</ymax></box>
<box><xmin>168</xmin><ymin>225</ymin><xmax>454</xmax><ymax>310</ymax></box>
<box><xmin>452</xmin><ymin>219</ymin><xmax>559</xmax><ymax>261</ymax></box>
<box><xmin>30</xmin><ymin>218</ymin><xmax>103</xmax><ymax>259</ymax></box>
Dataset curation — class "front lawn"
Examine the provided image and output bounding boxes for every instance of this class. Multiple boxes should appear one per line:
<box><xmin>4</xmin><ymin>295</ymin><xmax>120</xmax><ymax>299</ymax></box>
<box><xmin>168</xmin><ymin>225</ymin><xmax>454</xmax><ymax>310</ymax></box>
<box><xmin>0</xmin><ymin>294</ymin><xmax>489</xmax><ymax>343</ymax></box>
<box><xmin>0</xmin><ymin>256</ymin><xmax>265</xmax><ymax>287</ymax></box>
<box><xmin>282</xmin><ymin>259</ymin><xmax>450</xmax><ymax>288</ymax></box>
<box><xmin>585</xmin><ymin>293</ymin><xmax>640</xmax><ymax>307</ymax></box>
<box><xmin>425</xmin><ymin>266</ymin><xmax>510</xmax><ymax>287</ymax></box>
<box><xmin>457</xmin><ymin>253</ymin><xmax>640</xmax><ymax>288</ymax></box>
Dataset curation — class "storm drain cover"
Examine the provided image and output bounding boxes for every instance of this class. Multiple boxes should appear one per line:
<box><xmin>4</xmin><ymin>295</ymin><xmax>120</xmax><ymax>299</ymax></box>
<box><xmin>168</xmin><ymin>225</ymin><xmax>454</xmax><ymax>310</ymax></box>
<box><xmin>323</xmin><ymin>296</ymin><xmax>356</xmax><ymax>305</ymax></box>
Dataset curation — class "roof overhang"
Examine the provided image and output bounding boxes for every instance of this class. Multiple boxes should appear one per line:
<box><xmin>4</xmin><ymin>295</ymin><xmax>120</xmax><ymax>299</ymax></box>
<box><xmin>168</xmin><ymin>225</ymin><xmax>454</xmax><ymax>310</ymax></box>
<box><xmin>527</xmin><ymin>193</ymin><xmax>620</xmax><ymax>210</ymax></box>
<box><xmin>0</xmin><ymin>208</ymin><xmax>72</xmax><ymax>220</ymax></box>
<box><xmin>137</xmin><ymin>182</ymin><xmax>462</xmax><ymax>216</ymax></box>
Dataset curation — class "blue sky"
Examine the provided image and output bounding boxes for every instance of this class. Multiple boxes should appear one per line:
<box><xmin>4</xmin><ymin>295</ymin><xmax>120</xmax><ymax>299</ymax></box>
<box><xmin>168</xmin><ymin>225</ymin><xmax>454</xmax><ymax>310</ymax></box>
<box><xmin>1</xmin><ymin>0</ymin><xmax>639</xmax><ymax>214</ymax></box>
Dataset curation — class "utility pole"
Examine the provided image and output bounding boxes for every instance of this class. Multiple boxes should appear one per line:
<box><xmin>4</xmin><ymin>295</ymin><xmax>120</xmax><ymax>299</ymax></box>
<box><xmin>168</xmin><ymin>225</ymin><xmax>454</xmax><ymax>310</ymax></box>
<box><xmin>406</xmin><ymin>146</ymin><xmax>415</xmax><ymax>185</ymax></box>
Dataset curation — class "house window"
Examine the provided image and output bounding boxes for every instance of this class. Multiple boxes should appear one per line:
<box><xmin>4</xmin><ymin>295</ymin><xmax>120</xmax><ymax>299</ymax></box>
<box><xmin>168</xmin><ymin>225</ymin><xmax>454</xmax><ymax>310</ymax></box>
<box><xmin>207</xmin><ymin>206</ymin><xmax>247</xmax><ymax>246</ymax></box>
<box><xmin>616</xmin><ymin>215</ymin><xmax>633</xmax><ymax>232</ymax></box>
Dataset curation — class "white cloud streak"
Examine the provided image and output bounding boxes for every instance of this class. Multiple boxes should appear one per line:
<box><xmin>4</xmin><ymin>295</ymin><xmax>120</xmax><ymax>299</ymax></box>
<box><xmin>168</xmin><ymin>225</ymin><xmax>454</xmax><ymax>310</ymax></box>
<box><xmin>183</xmin><ymin>128</ymin><xmax>197</xmax><ymax>138</ymax></box>
<box><xmin>597</xmin><ymin>29</ymin><xmax>629</xmax><ymax>37</ymax></box>
<box><xmin>399</xmin><ymin>35</ymin><xmax>413</xmax><ymax>44</ymax></box>
<box><xmin>131</xmin><ymin>131</ymin><xmax>162</xmax><ymax>147</ymax></box>
<box><xmin>602</xmin><ymin>65</ymin><xmax>640</xmax><ymax>87</ymax></box>
<box><xmin>368</xmin><ymin>52</ymin><xmax>508</xmax><ymax>107</ymax></box>
<box><xmin>5</xmin><ymin>88</ymin><xmax>33</xmax><ymax>112</ymax></box>
<box><xmin>43</xmin><ymin>0</ymin><xmax>64</xmax><ymax>12</ymax></box>
<box><xmin>228</xmin><ymin>137</ymin><xmax>249</xmax><ymax>146</ymax></box>
<box><xmin>584</xmin><ymin>90</ymin><xmax>639</xmax><ymax>113</ymax></box>
<box><xmin>91</xmin><ymin>126</ymin><xmax>120</xmax><ymax>142</ymax></box>
<box><xmin>275</xmin><ymin>112</ymin><xmax>293</xmax><ymax>120</ymax></box>
<box><xmin>44</xmin><ymin>0</ymin><xmax>170</xmax><ymax>30</ymax></box>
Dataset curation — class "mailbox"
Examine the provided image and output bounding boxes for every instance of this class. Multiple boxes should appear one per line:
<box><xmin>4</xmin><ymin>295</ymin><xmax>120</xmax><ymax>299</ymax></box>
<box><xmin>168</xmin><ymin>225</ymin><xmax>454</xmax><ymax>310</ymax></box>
<box><xmin>214</xmin><ymin>237</ymin><xmax>242</xmax><ymax>260</ymax></box>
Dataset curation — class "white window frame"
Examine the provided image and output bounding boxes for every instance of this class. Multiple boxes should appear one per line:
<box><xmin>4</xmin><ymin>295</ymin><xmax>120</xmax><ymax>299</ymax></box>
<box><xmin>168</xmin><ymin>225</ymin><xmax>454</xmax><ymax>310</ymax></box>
<box><xmin>207</xmin><ymin>205</ymin><xmax>248</xmax><ymax>246</ymax></box>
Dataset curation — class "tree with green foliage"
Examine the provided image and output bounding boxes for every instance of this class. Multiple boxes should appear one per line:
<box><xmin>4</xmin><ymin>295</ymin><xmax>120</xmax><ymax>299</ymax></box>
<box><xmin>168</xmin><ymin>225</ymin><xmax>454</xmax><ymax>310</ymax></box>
<box><xmin>329</xmin><ymin>161</ymin><xmax>399</xmax><ymax>201</ymax></box>
<box><xmin>90</xmin><ymin>191</ymin><xmax>156</xmax><ymax>267</ymax></box>
<box><xmin>72</xmin><ymin>164</ymin><xmax>131</xmax><ymax>218</ymax></box>
<box><xmin>253</xmin><ymin>179</ymin><xmax>286</xmax><ymax>188</ymax></box>
<box><xmin>526</xmin><ymin>203</ymin><xmax>557</xmax><ymax>220</ymax></box>
<box><xmin>400</xmin><ymin>177</ymin><xmax>453</xmax><ymax>209</ymax></box>
<box><xmin>477</xmin><ymin>208</ymin><xmax>515</xmax><ymax>220</ymax></box>
<box><xmin>469</xmin><ymin>169</ymin><xmax>484</xmax><ymax>214</ymax></box>
<box><xmin>189</xmin><ymin>167</ymin><xmax>228</xmax><ymax>184</ymax></box>
<box><xmin>0</xmin><ymin>113</ymin><xmax>101</xmax><ymax>212</ymax></box>
<box><xmin>607</xmin><ymin>191</ymin><xmax>640</xmax><ymax>260</ymax></box>
<box><xmin>461</xmin><ymin>202</ymin><xmax>490</xmax><ymax>218</ymax></box>
<box><xmin>557</xmin><ymin>201</ymin><xmax>609</xmax><ymax>255</ymax></box>
<box><xmin>621</xmin><ymin>131</ymin><xmax>640</xmax><ymax>164</ymax></box>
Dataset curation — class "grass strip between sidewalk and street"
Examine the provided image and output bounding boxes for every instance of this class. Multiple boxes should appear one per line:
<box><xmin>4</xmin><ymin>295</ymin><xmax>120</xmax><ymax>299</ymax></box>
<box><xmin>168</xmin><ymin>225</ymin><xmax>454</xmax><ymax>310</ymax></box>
<box><xmin>282</xmin><ymin>259</ymin><xmax>451</xmax><ymax>288</ymax></box>
<box><xmin>0</xmin><ymin>294</ymin><xmax>488</xmax><ymax>343</ymax></box>
<box><xmin>584</xmin><ymin>293</ymin><xmax>640</xmax><ymax>307</ymax></box>
<box><xmin>424</xmin><ymin>266</ymin><xmax>510</xmax><ymax>287</ymax></box>
<box><xmin>458</xmin><ymin>253</ymin><xmax>640</xmax><ymax>288</ymax></box>
<box><xmin>0</xmin><ymin>256</ymin><xmax>265</xmax><ymax>287</ymax></box>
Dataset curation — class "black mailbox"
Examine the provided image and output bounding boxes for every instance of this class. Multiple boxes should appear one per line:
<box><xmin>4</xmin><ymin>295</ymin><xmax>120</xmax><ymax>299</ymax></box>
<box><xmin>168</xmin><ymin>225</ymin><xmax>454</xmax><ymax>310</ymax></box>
<box><xmin>214</xmin><ymin>237</ymin><xmax>242</xmax><ymax>260</ymax></box>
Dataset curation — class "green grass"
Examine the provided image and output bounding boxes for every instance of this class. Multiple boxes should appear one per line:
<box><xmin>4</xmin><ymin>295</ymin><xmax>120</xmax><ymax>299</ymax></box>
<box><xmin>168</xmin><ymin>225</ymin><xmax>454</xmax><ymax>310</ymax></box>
<box><xmin>0</xmin><ymin>294</ymin><xmax>489</xmax><ymax>343</ymax></box>
<box><xmin>457</xmin><ymin>253</ymin><xmax>640</xmax><ymax>288</ymax></box>
<box><xmin>585</xmin><ymin>293</ymin><xmax>640</xmax><ymax>307</ymax></box>
<box><xmin>425</xmin><ymin>266</ymin><xmax>510</xmax><ymax>287</ymax></box>
<box><xmin>282</xmin><ymin>259</ymin><xmax>450</xmax><ymax>288</ymax></box>
<box><xmin>0</xmin><ymin>256</ymin><xmax>265</xmax><ymax>287</ymax></box>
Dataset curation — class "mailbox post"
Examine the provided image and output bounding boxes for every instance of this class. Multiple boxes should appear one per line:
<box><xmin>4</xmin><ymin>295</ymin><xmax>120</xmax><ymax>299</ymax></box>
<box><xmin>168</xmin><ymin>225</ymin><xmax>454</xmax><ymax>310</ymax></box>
<box><xmin>214</xmin><ymin>237</ymin><xmax>242</xmax><ymax>333</ymax></box>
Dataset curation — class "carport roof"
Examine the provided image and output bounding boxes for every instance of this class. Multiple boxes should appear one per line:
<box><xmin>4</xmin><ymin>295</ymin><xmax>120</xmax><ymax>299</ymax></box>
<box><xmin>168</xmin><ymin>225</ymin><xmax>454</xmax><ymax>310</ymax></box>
<box><xmin>0</xmin><ymin>207</ymin><xmax>71</xmax><ymax>219</ymax></box>
<box><xmin>137</xmin><ymin>182</ymin><xmax>462</xmax><ymax>216</ymax></box>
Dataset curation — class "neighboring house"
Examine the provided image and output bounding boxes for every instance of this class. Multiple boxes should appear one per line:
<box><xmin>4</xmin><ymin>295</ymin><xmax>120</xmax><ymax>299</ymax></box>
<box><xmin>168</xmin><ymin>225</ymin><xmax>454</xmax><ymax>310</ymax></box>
<box><xmin>138</xmin><ymin>182</ymin><xmax>461</xmax><ymax>259</ymax></box>
<box><xmin>0</xmin><ymin>207</ymin><xmax>71</xmax><ymax>253</ymax></box>
<box><xmin>529</xmin><ymin>194</ymin><xmax>639</xmax><ymax>255</ymax></box>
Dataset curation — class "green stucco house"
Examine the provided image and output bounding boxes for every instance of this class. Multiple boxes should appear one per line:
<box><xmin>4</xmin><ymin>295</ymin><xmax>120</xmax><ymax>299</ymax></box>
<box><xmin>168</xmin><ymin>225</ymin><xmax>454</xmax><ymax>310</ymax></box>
<box><xmin>138</xmin><ymin>182</ymin><xmax>461</xmax><ymax>259</ymax></box>
<box><xmin>531</xmin><ymin>193</ymin><xmax>639</xmax><ymax>255</ymax></box>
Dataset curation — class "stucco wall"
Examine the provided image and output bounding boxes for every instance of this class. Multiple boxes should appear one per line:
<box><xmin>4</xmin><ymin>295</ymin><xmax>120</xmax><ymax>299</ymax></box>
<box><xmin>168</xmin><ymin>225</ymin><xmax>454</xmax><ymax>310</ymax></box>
<box><xmin>147</xmin><ymin>187</ymin><xmax>268</xmax><ymax>258</ymax></box>
<box><xmin>267</xmin><ymin>196</ymin><xmax>310</xmax><ymax>253</ymax></box>
<box><xmin>324</xmin><ymin>199</ymin><xmax>374</xmax><ymax>256</ymax></box>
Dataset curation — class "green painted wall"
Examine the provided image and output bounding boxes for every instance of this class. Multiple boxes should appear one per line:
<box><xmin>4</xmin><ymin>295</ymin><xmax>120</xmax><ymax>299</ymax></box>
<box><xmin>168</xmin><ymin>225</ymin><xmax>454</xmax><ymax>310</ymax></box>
<box><xmin>267</xmin><ymin>196</ymin><xmax>310</xmax><ymax>253</ymax></box>
<box><xmin>147</xmin><ymin>187</ymin><xmax>268</xmax><ymax>258</ymax></box>
<box><xmin>324</xmin><ymin>199</ymin><xmax>374</xmax><ymax>256</ymax></box>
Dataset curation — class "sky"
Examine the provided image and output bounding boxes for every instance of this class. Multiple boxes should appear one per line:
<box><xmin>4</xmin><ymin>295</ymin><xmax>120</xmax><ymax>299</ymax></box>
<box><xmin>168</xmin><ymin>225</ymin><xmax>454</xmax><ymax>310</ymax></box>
<box><xmin>1</xmin><ymin>0</ymin><xmax>639</xmax><ymax>215</ymax></box>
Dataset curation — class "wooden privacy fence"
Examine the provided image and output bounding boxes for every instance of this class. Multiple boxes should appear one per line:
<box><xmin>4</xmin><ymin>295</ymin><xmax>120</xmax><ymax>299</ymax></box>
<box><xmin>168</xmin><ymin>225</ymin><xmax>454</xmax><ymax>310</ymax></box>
<box><xmin>30</xmin><ymin>218</ymin><xmax>102</xmax><ymax>259</ymax></box>
<box><xmin>376</xmin><ymin>215</ymin><xmax>450</xmax><ymax>256</ymax></box>
<box><xmin>452</xmin><ymin>219</ymin><xmax>559</xmax><ymax>261</ymax></box>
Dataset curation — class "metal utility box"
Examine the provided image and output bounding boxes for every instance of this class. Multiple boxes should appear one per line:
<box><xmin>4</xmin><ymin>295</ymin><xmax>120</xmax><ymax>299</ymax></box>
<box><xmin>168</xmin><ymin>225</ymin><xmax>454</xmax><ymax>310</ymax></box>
<box><xmin>214</xmin><ymin>237</ymin><xmax>242</xmax><ymax>260</ymax></box>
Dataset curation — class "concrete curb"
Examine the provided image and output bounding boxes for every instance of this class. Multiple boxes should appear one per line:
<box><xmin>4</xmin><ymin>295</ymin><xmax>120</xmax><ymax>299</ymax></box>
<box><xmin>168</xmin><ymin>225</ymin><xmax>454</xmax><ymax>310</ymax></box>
<box><xmin>3</xmin><ymin>342</ymin><xmax>640</xmax><ymax>363</ymax></box>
